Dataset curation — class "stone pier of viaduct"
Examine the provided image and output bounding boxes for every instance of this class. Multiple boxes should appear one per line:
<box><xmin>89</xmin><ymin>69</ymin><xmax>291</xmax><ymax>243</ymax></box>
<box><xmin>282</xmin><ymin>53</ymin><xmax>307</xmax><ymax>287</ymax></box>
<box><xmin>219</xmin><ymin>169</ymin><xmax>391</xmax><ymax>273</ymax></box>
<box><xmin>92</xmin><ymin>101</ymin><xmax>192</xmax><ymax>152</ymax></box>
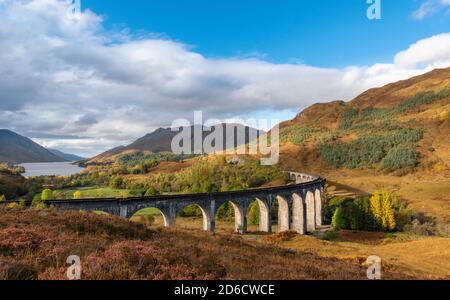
<box><xmin>40</xmin><ymin>172</ymin><xmax>326</xmax><ymax>235</ymax></box>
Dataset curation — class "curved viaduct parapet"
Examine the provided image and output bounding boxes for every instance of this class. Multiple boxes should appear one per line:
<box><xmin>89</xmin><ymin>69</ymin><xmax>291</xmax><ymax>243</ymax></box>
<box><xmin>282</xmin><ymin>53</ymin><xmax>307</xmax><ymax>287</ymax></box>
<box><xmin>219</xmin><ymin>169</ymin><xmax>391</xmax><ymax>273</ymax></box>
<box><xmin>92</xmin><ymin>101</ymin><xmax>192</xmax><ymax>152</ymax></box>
<box><xmin>39</xmin><ymin>173</ymin><xmax>327</xmax><ymax>235</ymax></box>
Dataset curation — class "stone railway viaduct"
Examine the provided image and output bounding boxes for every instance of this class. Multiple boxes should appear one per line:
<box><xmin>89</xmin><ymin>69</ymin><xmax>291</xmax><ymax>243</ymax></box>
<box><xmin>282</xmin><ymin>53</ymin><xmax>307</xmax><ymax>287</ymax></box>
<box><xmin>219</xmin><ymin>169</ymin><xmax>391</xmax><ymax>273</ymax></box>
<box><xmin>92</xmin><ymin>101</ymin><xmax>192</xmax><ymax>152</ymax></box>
<box><xmin>42</xmin><ymin>172</ymin><xmax>327</xmax><ymax>234</ymax></box>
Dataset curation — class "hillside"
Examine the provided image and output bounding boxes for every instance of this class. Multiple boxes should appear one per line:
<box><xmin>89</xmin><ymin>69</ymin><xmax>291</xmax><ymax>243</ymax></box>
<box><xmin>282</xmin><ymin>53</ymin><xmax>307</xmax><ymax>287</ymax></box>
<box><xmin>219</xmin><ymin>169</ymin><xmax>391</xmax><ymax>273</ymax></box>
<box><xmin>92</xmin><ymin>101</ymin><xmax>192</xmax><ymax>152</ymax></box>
<box><xmin>0</xmin><ymin>207</ymin><xmax>409</xmax><ymax>280</ymax></box>
<box><xmin>277</xmin><ymin>67</ymin><xmax>450</xmax><ymax>175</ymax></box>
<box><xmin>275</xmin><ymin>67</ymin><xmax>450</xmax><ymax>222</ymax></box>
<box><xmin>88</xmin><ymin>124</ymin><xmax>263</xmax><ymax>164</ymax></box>
<box><xmin>48</xmin><ymin>149</ymin><xmax>84</xmax><ymax>162</ymax></box>
<box><xmin>0</xmin><ymin>130</ymin><xmax>64</xmax><ymax>164</ymax></box>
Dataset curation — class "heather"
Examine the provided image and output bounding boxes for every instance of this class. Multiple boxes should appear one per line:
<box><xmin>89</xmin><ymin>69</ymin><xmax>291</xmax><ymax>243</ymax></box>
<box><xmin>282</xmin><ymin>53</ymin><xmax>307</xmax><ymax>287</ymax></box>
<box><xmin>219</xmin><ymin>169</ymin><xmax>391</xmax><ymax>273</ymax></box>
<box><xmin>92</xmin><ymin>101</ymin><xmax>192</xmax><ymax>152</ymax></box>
<box><xmin>0</xmin><ymin>207</ymin><xmax>371</xmax><ymax>280</ymax></box>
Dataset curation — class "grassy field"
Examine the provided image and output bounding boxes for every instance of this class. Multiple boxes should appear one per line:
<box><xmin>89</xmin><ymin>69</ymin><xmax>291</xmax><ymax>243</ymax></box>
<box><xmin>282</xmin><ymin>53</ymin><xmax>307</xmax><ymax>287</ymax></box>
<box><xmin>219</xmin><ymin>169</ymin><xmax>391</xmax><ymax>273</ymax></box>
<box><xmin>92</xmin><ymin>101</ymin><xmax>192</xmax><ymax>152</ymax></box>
<box><xmin>37</xmin><ymin>187</ymin><xmax>131</xmax><ymax>200</ymax></box>
<box><xmin>134</xmin><ymin>207</ymin><xmax>161</xmax><ymax>216</ymax></box>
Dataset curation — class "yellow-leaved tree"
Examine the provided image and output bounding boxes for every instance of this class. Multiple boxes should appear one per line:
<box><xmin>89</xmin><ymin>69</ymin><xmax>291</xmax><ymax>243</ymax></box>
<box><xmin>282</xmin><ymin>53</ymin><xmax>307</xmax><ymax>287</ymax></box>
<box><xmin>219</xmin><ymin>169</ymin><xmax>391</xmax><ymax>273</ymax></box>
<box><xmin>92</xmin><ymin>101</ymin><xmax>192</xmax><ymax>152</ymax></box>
<box><xmin>370</xmin><ymin>190</ymin><xmax>396</xmax><ymax>231</ymax></box>
<box><xmin>73</xmin><ymin>191</ymin><xmax>82</xmax><ymax>199</ymax></box>
<box><xmin>0</xmin><ymin>195</ymin><xmax>6</xmax><ymax>202</ymax></box>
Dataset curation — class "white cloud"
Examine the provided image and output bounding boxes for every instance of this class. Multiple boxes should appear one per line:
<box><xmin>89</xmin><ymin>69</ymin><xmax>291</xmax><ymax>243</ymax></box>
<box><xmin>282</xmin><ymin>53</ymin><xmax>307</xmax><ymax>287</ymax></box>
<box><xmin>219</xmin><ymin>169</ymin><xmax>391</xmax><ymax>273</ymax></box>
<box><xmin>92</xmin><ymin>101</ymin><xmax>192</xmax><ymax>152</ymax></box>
<box><xmin>412</xmin><ymin>0</ymin><xmax>450</xmax><ymax>20</ymax></box>
<box><xmin>0</xmin><ymin>0</ymin><xmax>450</xmax><ymax>156</ymax></box>
<box><xmin>395</xmin><ymin>33</ymin><xmax>450</xmax><ymax>68</ymax></box>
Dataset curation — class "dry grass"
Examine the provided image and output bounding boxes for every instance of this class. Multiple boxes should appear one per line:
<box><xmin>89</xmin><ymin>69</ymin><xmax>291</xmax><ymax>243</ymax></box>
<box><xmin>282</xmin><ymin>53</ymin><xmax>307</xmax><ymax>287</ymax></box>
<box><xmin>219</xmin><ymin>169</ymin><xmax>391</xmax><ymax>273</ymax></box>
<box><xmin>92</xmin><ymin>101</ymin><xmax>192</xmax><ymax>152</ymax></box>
<box><xmin>256</xmin><ymin>231</ymin><xmax>450</xmax><ymax>279</ymax></box>
<box><xmin>156</xmin><ymin>218</ymin><xmax>450</xmax><ymax>279</ymax></box>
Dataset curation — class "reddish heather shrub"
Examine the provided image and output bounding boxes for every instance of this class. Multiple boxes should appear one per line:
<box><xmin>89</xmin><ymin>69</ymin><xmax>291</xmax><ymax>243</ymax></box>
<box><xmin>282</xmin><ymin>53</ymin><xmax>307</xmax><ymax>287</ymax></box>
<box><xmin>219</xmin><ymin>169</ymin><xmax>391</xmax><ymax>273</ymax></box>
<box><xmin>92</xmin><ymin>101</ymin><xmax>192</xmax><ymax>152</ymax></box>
<box><xmin>0</xmin><ymin>256</ymin><xmax>37</xmax><ymax>280</ymax></box>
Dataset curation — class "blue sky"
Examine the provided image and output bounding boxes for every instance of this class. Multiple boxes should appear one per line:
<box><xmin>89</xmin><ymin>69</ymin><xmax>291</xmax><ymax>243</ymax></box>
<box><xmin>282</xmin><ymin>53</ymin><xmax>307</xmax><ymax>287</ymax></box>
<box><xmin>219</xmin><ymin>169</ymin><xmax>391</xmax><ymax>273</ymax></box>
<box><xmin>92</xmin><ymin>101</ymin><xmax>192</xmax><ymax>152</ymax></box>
<box><xmin>1</xmin><ymin>0</ymin><xmax>450</xmax><ymax>156</ymax></box>
<box><xmin>84</xmin><ymin>0</ymin><xmax>450</xmax><ymax>67</ymax></box>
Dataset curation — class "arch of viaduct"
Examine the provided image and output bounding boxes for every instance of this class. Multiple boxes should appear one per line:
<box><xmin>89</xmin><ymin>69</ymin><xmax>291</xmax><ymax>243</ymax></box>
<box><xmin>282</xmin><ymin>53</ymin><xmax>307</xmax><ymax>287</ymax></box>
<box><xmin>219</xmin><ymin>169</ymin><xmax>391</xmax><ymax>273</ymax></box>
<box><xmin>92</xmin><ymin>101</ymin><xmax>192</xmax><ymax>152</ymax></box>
<box><xmin>42</xmin><ymin>172</ymin><xmax>326</xmax><ymax>235</ymax></box>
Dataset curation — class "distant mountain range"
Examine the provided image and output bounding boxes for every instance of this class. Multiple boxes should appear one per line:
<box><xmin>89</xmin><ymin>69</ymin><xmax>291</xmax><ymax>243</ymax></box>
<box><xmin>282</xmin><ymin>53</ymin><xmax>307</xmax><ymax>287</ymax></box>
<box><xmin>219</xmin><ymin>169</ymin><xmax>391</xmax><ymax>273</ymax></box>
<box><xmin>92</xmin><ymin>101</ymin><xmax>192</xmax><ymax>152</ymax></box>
<box><xmin>88</xmin><ymin>124</ymin><xmax>263</xmax><ymax>164</ymax></box>
<box><xmin>0</xmin><ymin>129</ymin><xmax>84</xmax><ymax>164</ymax></box>
<box><xmin>47</xmin><ymin>149</ymin><xmax>84</xmax><ymax>162</ymax></box>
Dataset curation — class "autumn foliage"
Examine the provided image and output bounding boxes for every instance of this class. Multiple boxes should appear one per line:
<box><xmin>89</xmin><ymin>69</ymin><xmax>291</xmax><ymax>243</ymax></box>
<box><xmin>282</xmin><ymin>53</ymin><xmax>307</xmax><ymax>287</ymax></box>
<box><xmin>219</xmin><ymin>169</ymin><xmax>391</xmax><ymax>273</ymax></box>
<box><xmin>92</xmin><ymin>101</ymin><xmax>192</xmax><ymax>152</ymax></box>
<box><xmin>369</xmin><ymin>190</ymin><xmax>396</xmax><ymax>231</ymax></box>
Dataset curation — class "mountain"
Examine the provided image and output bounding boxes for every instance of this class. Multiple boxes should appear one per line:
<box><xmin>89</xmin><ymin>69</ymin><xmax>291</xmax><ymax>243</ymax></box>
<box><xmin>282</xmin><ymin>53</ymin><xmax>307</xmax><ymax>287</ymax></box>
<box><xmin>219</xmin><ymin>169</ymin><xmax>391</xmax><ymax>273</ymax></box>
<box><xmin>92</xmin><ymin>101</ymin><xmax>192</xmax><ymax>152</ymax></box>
<box><xmin>88</xmin><ymin>124</ymin><xmax>263</xmax><ymax>164</ymax></box>
<box><xmin>276</xmin><ymin>67</ymin><xmax>450</xmax><ymax>175</ymax></box>
<box><xmin>0</xmin><ymin>129</ymin><xmax>65</xmax><ymax>164</ymax></box>
<box><xmin>48</xmin><ymin>149</ymin><xmax>84</xmax><ymax>162</ymax></box>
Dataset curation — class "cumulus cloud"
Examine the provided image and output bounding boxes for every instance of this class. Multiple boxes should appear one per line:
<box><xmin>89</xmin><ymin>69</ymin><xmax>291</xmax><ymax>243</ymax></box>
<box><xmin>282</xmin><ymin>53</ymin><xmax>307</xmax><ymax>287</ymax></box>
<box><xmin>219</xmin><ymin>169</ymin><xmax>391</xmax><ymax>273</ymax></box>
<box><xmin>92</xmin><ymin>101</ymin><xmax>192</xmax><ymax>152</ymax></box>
<box><xmin>395</xmin><ymin>33</ymin><xmax>450</xmax><ymax>68</ymax></box>
<box><xmin>0</xmin><ymin>0</ymin><xmax>450</xmax><ymax>156</ymax></box>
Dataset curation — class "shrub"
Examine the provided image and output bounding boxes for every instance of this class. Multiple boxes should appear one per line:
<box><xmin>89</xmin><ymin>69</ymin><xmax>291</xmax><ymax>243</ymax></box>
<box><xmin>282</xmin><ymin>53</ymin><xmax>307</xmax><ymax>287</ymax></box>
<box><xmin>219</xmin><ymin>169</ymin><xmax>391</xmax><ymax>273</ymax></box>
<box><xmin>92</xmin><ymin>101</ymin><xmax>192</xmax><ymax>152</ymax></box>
<box><xmin>179</xmin><ymin>205</ymin><xmax>202</xmax><ymax>218</ymax></box>
<box><xmin>216</xmin><ymin>203</ymin><xmax>234</xmax><ymax>222</ymax></box>
<box><xmin>119</xmin><ymin>191</ymin><xmax>130</xmax><ymax>199</ymax></box>
<box><xmin>439</xmin><ymin>110</ymin><xmax>449</xmax><ymax>123</ymax></box>
<box><xmin>332</xmin><ymin>207</ymin><xmax>345</xmax><ymax>230</ymax></box>
<box><xmin>325</xmin><ymin>193</ymin><xmax>411</xmax><ymax>232</ymax></box>
<box><xmin>380</xmin><ymin>145</ymin><xmax>418</xmax><ymax>171</ymax></box>
<box><xmin>18</xmin><ymin>200</ymin><xmax>26</xmax><ymax>209</ymax></box>
<box><xmin>319</xmin><ymin>128</ymin><xmax>423</xmax><ymax>170</ymax></box>
<box><xmin>109</xmin><ymin>176</ymin><xmax>125</xmax><ymax>189</ymax></box>
<box><xmin>7</xmin><ymin>202</ymin><xmax>19</xmax><ymax>209</ymax></box>
<box><xmin>403</xmin><ymin>220</ymin><xmax>436</xmax><ymax>236</ymax></box>
<box><xmin>361</xmin><ymin>107</ymin><xmax>392</xmax><ymax>121</ymax></box>
<box><xmin>52</xmin><ymin>191</ymin><xmax>65</xmax><ymax>200</ymax></box>
<box><xmin>144</xmin><ymin>187</ymin><xmax>159</xmax><ymax>197</ymax></box>
<box><xmin>322</xmin><ymin>228</ymin><xmax>340</xmax><ymax>241</ymax></box>
<box><xmin>393</xmin><ymin>87</ymin><xmax>450</xmax><ymax>114</ymax></box>
<box><xmin>280</xmin><ymin>125</ymin><xmax>316</xmax><ymax>144</ymax></box>
<box><xmin>339</xmin><ymin>108</ymin><xmax>358</xmax><ymax>130</ymax></box>
<box><xmin>132</xmin><ymin>215</ymin><xmax>155</xmax><ymax>227</ymax></box>
<box><xmin>348</xmin><ymin>196</ymin><xmax>375</xmax><ymax>230</ymax></box>
<box><xmin>40</xmin><ymin>189</ymin><xmax>54</xmax><ymax>201</ymax></box>
<box><xmin>324</xmin><ymin>197</ymin><xmax>353</xmax><ymax>224</ymax></box>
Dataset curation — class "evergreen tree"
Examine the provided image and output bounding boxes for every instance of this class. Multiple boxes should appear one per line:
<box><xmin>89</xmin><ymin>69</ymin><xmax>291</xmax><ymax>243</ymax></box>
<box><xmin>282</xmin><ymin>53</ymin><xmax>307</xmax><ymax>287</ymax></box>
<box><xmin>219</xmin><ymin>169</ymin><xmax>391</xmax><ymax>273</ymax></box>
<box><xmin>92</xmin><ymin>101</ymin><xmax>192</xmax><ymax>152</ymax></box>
<box><xmin>353</xmin><ymin>196</ymin><xmax>376</xmax><ymax>231</ymax></box>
